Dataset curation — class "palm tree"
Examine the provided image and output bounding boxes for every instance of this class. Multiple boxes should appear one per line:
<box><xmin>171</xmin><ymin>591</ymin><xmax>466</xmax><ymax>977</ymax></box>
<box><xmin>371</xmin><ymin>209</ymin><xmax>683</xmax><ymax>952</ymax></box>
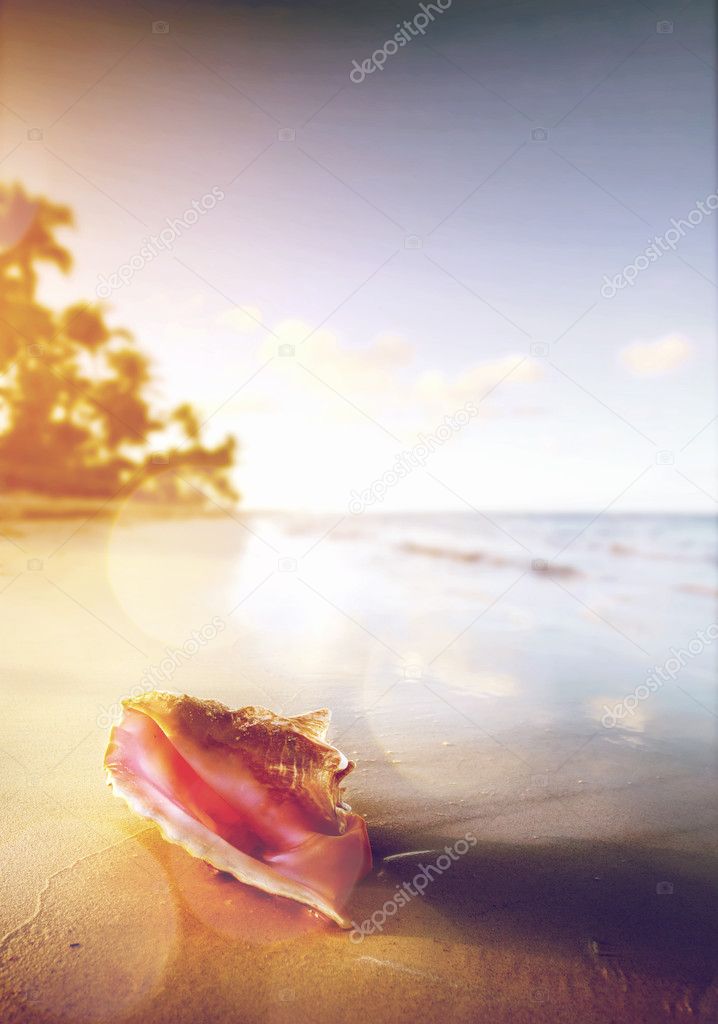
<box><xmin>0</xmin><ymin>184</ymin><xmax>238</xmax><ymax>503</ymax></box>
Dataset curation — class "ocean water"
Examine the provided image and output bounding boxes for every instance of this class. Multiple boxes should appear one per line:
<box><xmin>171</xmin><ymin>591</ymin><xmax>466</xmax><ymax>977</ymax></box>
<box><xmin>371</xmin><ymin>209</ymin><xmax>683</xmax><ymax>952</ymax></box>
<box><xmin>2</xmin><ymin>508</ymin><xmax>717</xmax><ymax>1021</ymax></box>
<box><xmin>103</xmin><ymin>509</ymin><xmax>717</xmax><ymax>765</ymax></box>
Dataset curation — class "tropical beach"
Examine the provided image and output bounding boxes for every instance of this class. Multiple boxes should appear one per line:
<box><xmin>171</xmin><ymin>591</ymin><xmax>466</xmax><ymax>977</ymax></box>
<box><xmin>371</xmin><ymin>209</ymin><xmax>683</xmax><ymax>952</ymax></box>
<box><xmin>1</xmin><ymin>0</ymin><xmax>716</xmax><ymax>1021</ymax></box>
<box><xmin>1</xmin><ymin>508</ymin><xmax>717</xmax><ymax>1022</ymax></box>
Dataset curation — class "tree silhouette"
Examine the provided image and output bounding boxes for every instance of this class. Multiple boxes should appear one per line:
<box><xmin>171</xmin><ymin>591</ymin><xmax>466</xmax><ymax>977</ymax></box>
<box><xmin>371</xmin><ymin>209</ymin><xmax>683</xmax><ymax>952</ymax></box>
<box><xmin>0</xmin><ymin>184</ymin><xmax>238</xmax><ymax>503</ymax></box>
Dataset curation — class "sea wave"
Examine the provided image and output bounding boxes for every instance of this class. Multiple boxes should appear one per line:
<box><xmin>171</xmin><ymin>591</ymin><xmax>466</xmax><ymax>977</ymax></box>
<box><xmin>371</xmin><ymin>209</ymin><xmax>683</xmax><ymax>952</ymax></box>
<box><xmin>398</xmin><ymin>541</ymin><xmax>581</xmax><ymax>578</ymax></box>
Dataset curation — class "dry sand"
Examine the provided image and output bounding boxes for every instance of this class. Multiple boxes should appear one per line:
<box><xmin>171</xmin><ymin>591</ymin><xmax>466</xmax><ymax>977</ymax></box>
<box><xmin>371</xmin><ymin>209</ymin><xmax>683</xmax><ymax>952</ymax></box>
<box><xmin>0</xmin><ymin>511</ymin><xmax>716</xmax><ymax>1023</ymax></box>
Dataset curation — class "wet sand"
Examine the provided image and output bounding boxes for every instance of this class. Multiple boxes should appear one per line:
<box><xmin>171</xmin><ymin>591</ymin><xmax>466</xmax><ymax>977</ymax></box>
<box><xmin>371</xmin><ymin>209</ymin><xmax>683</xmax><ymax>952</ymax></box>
<box><xmin>1</xmin><ymin>511</ymin><xmax>716</xmax><ymax>1023</ymax></box>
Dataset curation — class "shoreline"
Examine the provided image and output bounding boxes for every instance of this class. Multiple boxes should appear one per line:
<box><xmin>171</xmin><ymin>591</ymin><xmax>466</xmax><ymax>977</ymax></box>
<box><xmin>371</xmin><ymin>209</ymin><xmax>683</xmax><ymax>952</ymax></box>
<box><xmin>0</xmin><ymin>511</ymin><xmax>715</xmax><ymax>1023</ymax></box>
<box><xmin>0</xmin><ymin>493</ymin><xmax>239</xmax><ymax>524</ymax></box>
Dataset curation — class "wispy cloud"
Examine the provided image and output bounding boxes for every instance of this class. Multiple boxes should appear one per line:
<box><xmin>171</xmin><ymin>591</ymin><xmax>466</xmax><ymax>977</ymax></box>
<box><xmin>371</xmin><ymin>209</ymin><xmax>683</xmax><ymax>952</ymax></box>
<box><xmin>220</xmin><ymin>309</ymin><xmax>541</xmax><ymax>420</ymax></box>
<box><xmin>619</xmin><ymin>334</ymin><xmax>693</xmax><ymax>376</ymax></box>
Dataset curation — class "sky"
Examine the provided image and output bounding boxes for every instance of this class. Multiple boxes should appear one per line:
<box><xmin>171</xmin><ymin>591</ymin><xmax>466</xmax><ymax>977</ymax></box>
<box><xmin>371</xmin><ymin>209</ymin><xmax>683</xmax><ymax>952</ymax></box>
<box><xmin>1</xmin><ymin>0</ymin><xmax>715</xmax><ymax>512</ymax></box>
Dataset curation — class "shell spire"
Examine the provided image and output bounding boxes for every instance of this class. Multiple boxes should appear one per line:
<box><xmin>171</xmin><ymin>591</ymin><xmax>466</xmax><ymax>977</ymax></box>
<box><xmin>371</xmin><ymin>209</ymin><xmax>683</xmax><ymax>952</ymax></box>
<box><xmin>104</xmin><ymin>691</ymin><xmax>372</xmax><ymax>927</ymax></box>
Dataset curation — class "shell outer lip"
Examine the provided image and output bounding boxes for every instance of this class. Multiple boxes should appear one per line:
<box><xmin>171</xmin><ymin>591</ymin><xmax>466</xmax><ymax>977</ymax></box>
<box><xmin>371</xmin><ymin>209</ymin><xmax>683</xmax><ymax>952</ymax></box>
<box><xmin>103</xmin><ymin>694</ymin><xmax>368</xmax><ymax>928</ymax></box>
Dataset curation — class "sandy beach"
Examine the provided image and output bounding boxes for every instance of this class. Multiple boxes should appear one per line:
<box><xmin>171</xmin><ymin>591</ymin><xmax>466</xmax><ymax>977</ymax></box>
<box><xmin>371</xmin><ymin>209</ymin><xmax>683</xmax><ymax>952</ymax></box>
<box><xmin>1</xmin><ymin>0</ymin><xmax>715</xmax><ymax>1017</ymax></box>
<box><xmin>0</xmin><ymin>507</ymin><xmax>716</xmax><ymax>1023</ymax></box>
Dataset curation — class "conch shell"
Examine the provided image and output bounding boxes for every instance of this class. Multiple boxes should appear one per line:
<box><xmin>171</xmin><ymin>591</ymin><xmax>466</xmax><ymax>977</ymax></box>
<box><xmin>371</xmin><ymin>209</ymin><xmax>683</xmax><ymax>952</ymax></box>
<box><xmin>104</xmin><ymin>691</ymin><xmax>372</xmax><ymax>927</ymax></box>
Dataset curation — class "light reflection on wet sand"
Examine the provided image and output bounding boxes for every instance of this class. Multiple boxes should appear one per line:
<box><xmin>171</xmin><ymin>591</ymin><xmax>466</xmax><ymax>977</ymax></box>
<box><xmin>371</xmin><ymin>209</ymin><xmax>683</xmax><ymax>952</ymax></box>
<box><xmin>0</xmin><ymin>511</ymin><xmax>716</xmax><ymax>1022</ymax></box>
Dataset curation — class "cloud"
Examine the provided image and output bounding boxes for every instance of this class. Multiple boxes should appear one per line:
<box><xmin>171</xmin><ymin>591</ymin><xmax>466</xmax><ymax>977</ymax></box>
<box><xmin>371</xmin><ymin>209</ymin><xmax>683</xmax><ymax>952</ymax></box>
<box><xmin>414</xmin><ymin>356</ymin><xmax>541</xmax><ymax>409</ymax></box>
<box><xmin>255</xmin><ymin>316</ymin><xmax>538</xmax><ymax>408</ymax></box>
<box><xmin>277</xmin><ymin>322</ymin><xmax>414</xmax><ymax>394</ymax></box>
<box><xmin>207</xmin><ymin>309</ymin><xmax>547</xmax><ymax>509</ymax></box>
<box><xmin>218</xmin><ymin>309</ymin><xmax>542</xmax><ymax>439</ymax></box>
<box><xmin>620</xmin><ymin>334</ymin><xmax>693</xmax><ymax>376</ymax></box>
